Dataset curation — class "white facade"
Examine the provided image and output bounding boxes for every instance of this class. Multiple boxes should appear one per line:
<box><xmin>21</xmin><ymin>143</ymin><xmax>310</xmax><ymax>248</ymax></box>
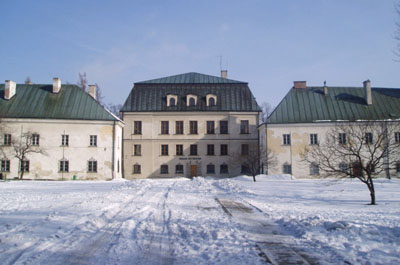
<box><xmin>0</xmin><ymin>118</ymin><xmax>123</xmax><ymax>180</ymax></box>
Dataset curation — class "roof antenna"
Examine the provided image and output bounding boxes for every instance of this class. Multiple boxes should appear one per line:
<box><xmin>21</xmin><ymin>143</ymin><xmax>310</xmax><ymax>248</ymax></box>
<box><xmin>217</xmin><ymin>55</ymin><xmax>223</xmax><ymax>71</ymax></box>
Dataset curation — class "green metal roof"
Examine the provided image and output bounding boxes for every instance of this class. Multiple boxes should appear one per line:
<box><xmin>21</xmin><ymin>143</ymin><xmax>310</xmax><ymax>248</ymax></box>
<box><xmin>0</xmin><ymin>84</ymin><xmax>118</xmax><ymax>121</ymax></box>
<box><xmin>122</xmin><ymin>73</ymin><xmax>260</xmax><ymax>112</ymax></box>
<box><xmin>135</xmin><ymin>72</ymin><xmax>247</xmax><ymax>84</ymax></box>
<box><xmin>267</xmin><ymin>86</ymin><xmax>400</xmax><ymax>124</ymax></box>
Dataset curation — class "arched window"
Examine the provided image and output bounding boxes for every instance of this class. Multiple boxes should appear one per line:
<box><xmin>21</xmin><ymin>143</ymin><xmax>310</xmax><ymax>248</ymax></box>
<box><xmin>189</xmin><ymin>97</ymin><xmax>196</xmax><ymax>106</ymax></box>
<box><xmin>169</xmin><ymin>97</ymin><xmax>176</xmax><ymax>107</ymax></box>
<box><xmin>209</xmin><ymin>97</ymin><xmax>215</xmax><ymax>106</ymax></box>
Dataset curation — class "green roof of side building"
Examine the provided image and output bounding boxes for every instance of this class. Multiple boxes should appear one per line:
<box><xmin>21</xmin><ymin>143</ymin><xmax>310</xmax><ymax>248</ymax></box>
<box><xmin>0</xmin><ymin>84</ymin><xmax>118</xmax><ymax>121</ymax></box>
<box><xmin>122</xmin><ymin>72</ymin><xmax>260</xmax><ymax>112</ymax></box>
<box><xmin>267</xmin><ymin>84</ymin><xmax>400</xmax><ymax>124</ymax></box>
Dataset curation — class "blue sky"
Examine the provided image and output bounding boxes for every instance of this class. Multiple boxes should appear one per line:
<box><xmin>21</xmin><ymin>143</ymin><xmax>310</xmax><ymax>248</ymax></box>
<box><xmin>1</xmin><ymin>0</ymin><xmax>399</xmax><ymax>107</ymax></box>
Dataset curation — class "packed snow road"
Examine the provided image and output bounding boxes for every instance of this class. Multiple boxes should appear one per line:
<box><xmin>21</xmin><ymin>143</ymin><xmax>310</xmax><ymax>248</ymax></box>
<box><xmin>1</xmin><ymin>176</ymin><xmax>399</xmax><ymax>265</ymax></box>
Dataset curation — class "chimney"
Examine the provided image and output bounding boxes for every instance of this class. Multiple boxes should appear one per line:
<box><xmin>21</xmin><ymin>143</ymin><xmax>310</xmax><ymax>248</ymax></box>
<box><xmin>5</xmin><ymin>80</ymin><xmax>16</xmax><ymax>100</ymax></box>
<box><xmin>293</xmin><ymin>81</ymin><xmax>307</xmax><ymax>89</ymax></box>
<box><xmin>363</xmin><ymin>79</ymin><xmax>372</xmax><ymax>105</ymax></box>
<box><xmin>53</xmin><ymin>77</ymin><xmax>61</xmax><ymax>93</ymax></box>
<box><xmin>323</xmin><ymin>81</ymin><xmax>328</xmax><ymax>95</ymax></box>
<box><xmin>221</xmin><ymin>70</ymin><xmax>228</xmax><ymax>79</ymax></box>
<box><xmin>88</xmin><ymin>85</ymin><xmax>97</xmax><ymax>100</ymax></box>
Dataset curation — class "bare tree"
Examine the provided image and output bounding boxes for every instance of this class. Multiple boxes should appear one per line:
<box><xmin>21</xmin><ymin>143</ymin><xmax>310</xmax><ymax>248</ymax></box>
<box><xmin>106</xmin><ymin>103</ymin><xmax>123</xmax><ymax>118</ymax></box>
<box><xmin>302</xmin><ymin>121</ymin><xmax>400</xmax><ymax>205</ymax></box>
<box><xmin>77</xmin><ymin>72</ymin><xmax>88</xmax><ymax>92</ymax></box>
<box><xmin>260</xmin><ymin>102</ymin><xmax>273</xmax><ymax>123</ymax></box>
<box><xmin>263</xmin><ymin>147</ymin><xmax>278</xmax><ymax>175</ymax></box>
<box><xmin>11</xmin><ymin>132</ymin><xmax>46</xmax><ymax>179</ymax></box>
<box><xmin>94</xmin><ymin>83</ymin><xmax>104</xmax><ymax>105</ymax></box>
<box><xmin>25</xmin><ymin>76</ymin><xmax>33</xmax><ymax>84</ymax></box>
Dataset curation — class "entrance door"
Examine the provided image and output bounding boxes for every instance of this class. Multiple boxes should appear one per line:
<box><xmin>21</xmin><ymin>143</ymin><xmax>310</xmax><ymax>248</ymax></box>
<box><xmin>352</xmin><ymin>162</ymin><xmax>363</xmax><ymax>178</ymax></box>
<box><xmin>190</xmin><ymin>165</ymin><xmax>198</xmax><ymax>177</ymax></box>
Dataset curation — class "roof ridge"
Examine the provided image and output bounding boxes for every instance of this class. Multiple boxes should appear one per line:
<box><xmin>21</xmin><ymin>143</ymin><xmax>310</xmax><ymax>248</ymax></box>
<box><xmin>135</xmin><ymin>72</ymin><xmax>247</xmax><ymax>84</ymax></box>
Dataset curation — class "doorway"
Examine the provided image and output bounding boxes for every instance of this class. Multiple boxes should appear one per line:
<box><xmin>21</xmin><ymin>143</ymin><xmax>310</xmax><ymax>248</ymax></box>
<box><xmin>190</xmin><ymin>165</ymin><xmax>198</xmax><ymax>177</ymax></box>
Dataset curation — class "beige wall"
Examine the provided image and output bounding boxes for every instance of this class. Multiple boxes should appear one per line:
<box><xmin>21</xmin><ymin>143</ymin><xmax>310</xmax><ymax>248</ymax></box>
<box><xmin>0</xmin><ymin>118</ymin><xmax>123</xmax><ymax>180</ymax></box>
<box><xmin>123</xmin><ymin>111</ymin><xmax>260</xmax><ymax>179</ymax></box>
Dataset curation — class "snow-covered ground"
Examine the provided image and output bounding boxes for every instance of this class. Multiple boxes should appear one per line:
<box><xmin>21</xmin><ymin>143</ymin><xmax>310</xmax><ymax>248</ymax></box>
<box><xmin>0</xmin><ymin>176</ymin><xmax>399</xmax><ymax>265</ymax></box>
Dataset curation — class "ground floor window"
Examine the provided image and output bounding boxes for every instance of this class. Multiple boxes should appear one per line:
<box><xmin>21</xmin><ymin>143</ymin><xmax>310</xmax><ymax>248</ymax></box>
<box><xmin>176</xmin><ymin>164</ymin><xmax>184</xmax><ymax>174</ymax></box>
<box><xmin>396</xmin><ymin>162</ymin><xmax>400</xmax><ymax>173</ymax></box>
<box><xmin>310</xmin><ymin>163</ymin><xmax>319</xmax><ymax>176</ymax></box>
<box><xmin>160</xmin><ymin>165</ymin><xmax>168</xmax><ymax>174</ymax></box>
<box><xmin>88</xmin><ymin>160</ymin><xmax>97</xmax><ymax>173</ymax></box>
<box><xmin>283</xmin><ymin>164</ymin><xmax>292</xmax><ymax>174</ymax></box>
<box><xmin>339</xmin><ymin>162</ymin><xmax>349</xmax><ymax>173</ymax></box>
<box><xmin>20</xmin><ymin>160</ymin><xmax>29</xmax><ymax>172</ymax></box>
<box><xmin>241</xmin><ymin>164</ymin><xmax>250</xmax><ymax>174</ymax></box>
<box><xmin>59</xmin><ymin>160</ymin><xmax>69</xmax><ymax>172</ymax></box>
<box><xmin>1</xmin><ymin>160</ymin><xmax>10</xmax><ymax>172</ymax></box>
<box><xmin>133</xmin><ymin>164</ymin><xmax>141</xmax><ymax>174</ymax></box>
<box><xmin>220</xmin><ymin>164</ymin><xmax>228</xmax><ymax>174</ymax></box>
<box><xmin>206</xmin><ymin>164</ymin><xmax>215</xmax><ymax>174</ymax></box>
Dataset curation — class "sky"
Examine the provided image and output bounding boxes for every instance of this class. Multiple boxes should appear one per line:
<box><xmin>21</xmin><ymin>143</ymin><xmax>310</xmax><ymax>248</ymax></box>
<box><xmin>1</xmin><ymin>0</ymin><xmax>399</xmax><ymax>107</ymax></box>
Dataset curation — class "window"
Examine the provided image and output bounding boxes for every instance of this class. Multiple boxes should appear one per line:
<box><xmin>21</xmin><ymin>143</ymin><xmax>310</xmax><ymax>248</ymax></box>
<box><xmin>190</xmin><ymin>144</ymin><xmax>197</xmax><ymax>156</ymax></box>
<box><xmin>59</xmin><ymin>160</ymin><xmax>69</xmax><ymax>172</ymax></box>
<box><xmin>189</xmin><ymin>97</ymin><xmax>196</xmax><ymax>106</ymax></box>
<box><xmin>220</xmin><ymin>164</ymin><xmax>229</xmax><ymax>174</ymax></box>
<box><xmin>310</xmin><ymin>134</ymin><xmax>318</xmax><ymax>145</ymax></box>
<box><xmin>176</xmin><ymin>164</ymin><xmax>184</xmax><ymax>174</ymax></box>
<box><xmin>175</xmin><ymin>121</ymin><xmax>184</xmax><ymax>134</ymax></box>
<box><xmin>88</xmin><ymin>160</ymin><xmax>97</xmax><ymax>173</ymax></box>
<box><xmin>62</xmin><ymin>134</ymin><xmax>69</xmax><ymax>146</ymax></box>
<box><xmin>20</xmin><ymin>160</ymin><xmax>29</xmax><ymax>173</ymax></box>
<box><xmin>190</xmin><ymin>121</ymin><xmax>198</xmax><ymax>134</ymax></box>
<box><xmin>220</xmin><ymin>121</ymin><xmax>228</xmax><ymax>134</ymax></box>
<box><xmin>339</xmin><ymin>133</ymin><xmax>347</xmax><ymax>145</ymax></box>
<box><xmin>207</xmin><ymin>144</ymin><xmax>215</xmax><ymax>155</ymax></box>
<box><xmin>283</xmin><ymin>134</ymin><xmax>291</xmax><ymax>145</ymax></box>
<box><xmin>283</xmin><ymin>164</ymin><xmax>292</xmax><ymax>174</ymax></box>
<box><xmin>160</xmin><ymin>165</ymin><xmax>168</xmax><ymax>174</ymax></box>
<box><xmin>220</xmin><ymin>144</ymin><xmax>228</xmax><ymax>156</ymax></box>
<box><xmin>365</xmin><ymin>132</ymin><xmax>373</xmax><ymax>144</ymax></box>
<box><xmin>134</xmin><ymin>144</ymin><xmax>141</xmax><ymax>156</ymax></box>
<box><xmin>32</xmin><ymin>134</ymin><xmax>40</xmax><ymax>146</ymax></box>
<box><xmin>4</xmin><ymin>134</ymin><xmax>11</xmax><ymax>145</ymax></box>
<box><xmin>161</xmin><ymin>145</ymin><xmax>169</xmax><ymax>156</ymax></box>
<box><xmin>207</xmin><ymin>164</ymin><xmax>215</xmax><ymax>174</ymax></box>
<box><xmin>161</xmin><ymin>121</ymin><xmax>169</xmax><ymax>135</ymax></box>
<box><xmin>1</xmin><ymin>160</ymin><xmax>10</xmax><ymax>172</ymax></box>
<box><xmin>207</xmin><ymin>121</ymin><xmax>215</xmax><ymax>134</ymax></box>
<box><xmin>310</xmin><ymin>163</ymin><xmax>319</xmax><ymax>175</ymax></box>
<box><xmin>176</xmin><ymin>144</ymin><xmax>183</xmax><ymax>156</ymax></box>
<box><xmin>240</xmin><ymin>120</ymin><xmax>249</xmax><ymax>134</ymax></box>
<box><xmin>133</xmin><ymin>164</ymin><xmax>141</xmax><ymax>174</ymax></box>
<box><xmin>90</xmin><ymin>135</ymin><xmax>97</xmax><ymax>146</ymax></box>
<box><xmin>396</xmin><ymin>162</ymin><xmax>400</xmax><ymax>173</ymax></box>
<box><xmin>339</xmin><ymin>162</ymin><xmax>349</xmax><ymax>173</ymax></box>
<box><xmin>134</xmin><ymin>121</ymin><xmax>142</xmax><ymax>135</ymax></box>
<box><xmin>395</xmin><ymin>132</ymin><xmax>400</xmax><ymax>143</ymax></box>
<box><xmin>241</xmin><ymin>144</ymin><xmax>249</xmax><ymax>156</ymax></box>
<box><xmin>169</xmin><ymin>97</ymin><xmax>176</xmax><ymax>107</ymax></box>
<box><xmin>209</xmin><ymin>97</ymin><xmax>216</xmax><ymax>106</ymax></box>
<box><xmin>241</xmin><ymin>164</ymin><xmax>250</xmax><ymax>174</ymax></box>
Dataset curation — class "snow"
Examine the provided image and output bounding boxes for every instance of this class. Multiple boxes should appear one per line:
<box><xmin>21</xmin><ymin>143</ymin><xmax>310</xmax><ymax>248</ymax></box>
<box><xmin>0</xmin><ymin>176</ymin><xmax>399</xmax><ymax>264</ymax></box>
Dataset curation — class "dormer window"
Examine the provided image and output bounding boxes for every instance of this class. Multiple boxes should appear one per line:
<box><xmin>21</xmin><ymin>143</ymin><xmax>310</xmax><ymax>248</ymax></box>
<box><xmin>206</xmin><ymin>94</ymin><xmax>217</xmax><ymax>107</ymax></box>
<box><xmin>187</xmin><ymin>94</ymin><xmax>197</xmax><ymax>106</ymax></box>
<box><xmin>167</xmin><ymin>95</ymin><xmax>178</xmax><ymax>107</ymax></box>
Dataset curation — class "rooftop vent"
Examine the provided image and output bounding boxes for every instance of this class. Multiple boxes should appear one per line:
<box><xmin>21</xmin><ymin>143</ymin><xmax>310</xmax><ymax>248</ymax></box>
<box><xmin>5</xmin><ymin>80</ymin><xmax>16</xmax><ymax>100</ymax></box>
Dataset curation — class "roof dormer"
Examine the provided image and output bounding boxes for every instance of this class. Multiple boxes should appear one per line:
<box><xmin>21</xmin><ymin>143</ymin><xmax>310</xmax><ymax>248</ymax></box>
<box><xmin>186</xmin><ymin>94</ymin><xmax>197</xmax><ymax>106</ymax></box>
<box><xmin>167</xmin><ymin>94</ymin><xmax>178</xmax><ymax>107</ymax></box>
<box><xmin>206</xmin><ymin>94</ymin><xmax>217</xmax><ymax>107</ymax></box>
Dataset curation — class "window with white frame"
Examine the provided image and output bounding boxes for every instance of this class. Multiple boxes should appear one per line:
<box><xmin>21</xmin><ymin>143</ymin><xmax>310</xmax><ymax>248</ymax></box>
<box><xmin>62</xmin><ymin>134</ymin><xmax>69</xmax><ymax>146</ymax></box>
<box><xmin>59</xmin><ymin>160</ymin><xmax>69</xmax><ymax>172</ymax></box>
<box><xmin>88</xmin><ymin>160</ymin><xmax>97</xmax><ymax>173</ymax></box>
<box><xmin>187</xmin><ymin>94</ymin><xmax>197</xmax><ymax>106</ymax></box>
<box><xmin>206</xmin><ymin>94</ymin><xmax>217</xmax><ymax>107</ymax></box>
<box><xmin>32</xmin><ymin>134</ymin><xmax>40</xmax><ymax>146</ymax></box>
<box><xmin>90</xmin><ymin>135</ymin><xmax>97</xmax><ymax>146</ymax></box>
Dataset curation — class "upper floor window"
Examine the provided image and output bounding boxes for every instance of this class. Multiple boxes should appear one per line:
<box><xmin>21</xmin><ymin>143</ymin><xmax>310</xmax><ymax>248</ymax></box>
<box><xmin>134</xmin><ymin>121</ymin><xmax>142</xmax><ymax>135</ymax></box>
<box><xmin>365</xmin><ymin>132</ymin><xmax>373</xmax><ymax>144</ymax></box>
<box><xmin>167</xmin><ymin>94</ymin><xmax>178</xmax><ymax>107</ymax></box>
<box><xmin>190</xmin><ymin>121</ymin><xmax>198</xmax><ymax>134</ymax></box>
<box><xmin>62</xmin><ymin>134</ymin><xmax>69</xmax><ymax>146</ymax></box>
<box><xmin>169</xmin><ymin>98</ymin><xmax>176</xmax><ymax>106</ymax></box>
<box><xmin>339</xmin><ymin>133</ymin><xmax>347</xmax><ymax>145</ymax></box>
<box><xmin>161</xmin><ymin>144</ymin><xmax>169</xmax><ymax>156</ymax></box>
<box><xmin>207</xmin><ymin>144</ymin><xmax>215</xmax><ymax>155</ymax></box>
<box><xmin>310</xmin><ymin>134</ymin><xmax>318</xmax><ymax>145</ymax></box>
<box><xmin>175</xmin><ymin>121</ymin><xmax>184</xmax><ymax>134</ymax></box>
<box><xmin>206</xmin><ymin>94</ymin><xmax>217</xmax><ymax>107</ymax></box>
<box><xmin>3</xmin><ymin>134</ymin><xmax>11</xmax><ymax>145</ymax></box>
<box><xmin>207</xmin><ymin>121</ymin><xmax>215</xmax><ymax>134</ymax></box>
<box><xmin>241</xmin><ymin>144</ymin><xmax>249</xmax><ymax>156</ymax></box>
<box><xmin>240</xmin><ymin>120</ymin><xmax>249</xmax><ymax>134</ymax></box>
<box><xmin>88</xmin><ymin>160</ymin><xmax>97</xmax><ymax>173</ymax></box>
<box><xmin>176</xmin><ymin>144</ymin><xmax>183</xmax><ymax>156</ymax></box>
<box><xmin>395</xmin><ymin>132</ymin><xmax>400</xmax><ymax>143</ymax></box>
<box><xmin>283</xmin><ymin>134</ymin><xmax>291</xmax><ymax>145</ymax></box>
<box><xmin>220</xmin><ymin>144</ymin><xmax>228</xmax><ymax>156</ymax></box>
<box><xmin>190</xmin><ymin>144</ymin><xmax>198</xmax><ymax>156</ymax></box>
<box><xmin>32</xmin><ymin>134</ymin><xmax>40</xmax><ymax>146</ymax></box>
<box><xmin>220</xmin><ymin>121</ymin><xmax>228</xmax><ymax>134</ymax></box>
<box><xmin>90</xmin><ymin>135</ymin><xmax>97</xmax><ymax>146</ymax></box>
<box><xmin>134</xmin><ymin>144</ymin><xmax>141</xmax><ymax>156</ymax></box>
<box><xmin>396</xmin><ymin>161</ymin><xmax>400</xmax><ymax>173</ymax></box>
<box><xmin>1</xmin><ymin>160</ymin><xmax>10</xmax><ymax>172</ymax></box>
<box><xmin>161</xmin><ymin>121</ymin><xmax>169</xmax><ymax>135</ymax></box>
<box><xmin>187</xmin><ymin>94</ymin><xmax>197</xmax><ymax>106</ymax></box>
